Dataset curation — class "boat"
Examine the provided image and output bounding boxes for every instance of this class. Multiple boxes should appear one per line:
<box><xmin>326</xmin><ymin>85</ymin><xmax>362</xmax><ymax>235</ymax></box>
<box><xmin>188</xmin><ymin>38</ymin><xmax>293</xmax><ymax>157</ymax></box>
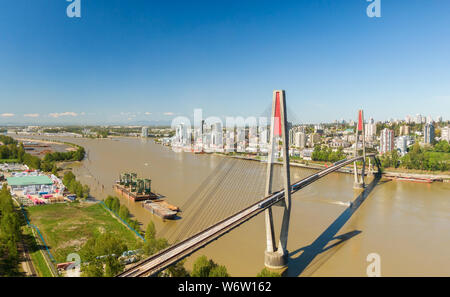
<box><xmin>152</xmin><ymin>199</ymin><xmax>179</xmax><ymax>211</ymax></box>
<box><xmin>142</xmin><ymin>200</ymin><xmax>179</xmax><ymax>220</ymax></box>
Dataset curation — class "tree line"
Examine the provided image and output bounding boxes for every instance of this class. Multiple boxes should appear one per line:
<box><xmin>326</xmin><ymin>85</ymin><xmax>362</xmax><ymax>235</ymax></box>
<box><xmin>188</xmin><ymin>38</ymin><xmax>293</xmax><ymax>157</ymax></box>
<box><xmin>103</xmin><ymin>196</ymin><xmax>140</xmax><ymax>231</ymax></box>
<box><xmin>312</xmin><ymin>145</ymin><xmax>346</xmax><ymax>163</ymax></box>
<box><xmin>0</xmin><ymin>136</ymin><xmax>86</xmax><ymax>175</ymax></box>
<box><xmin>379</xmin><ymin>141</ymin><xmax>449</xmax><ymax>171</ymax></box>
<box><xmin>0</xmin><ymin>185</ymin><xmax>22</xmax><ymax>276</ymax></box>
<box><xmin>62</xmin><ymin>172</ymin><xmax>90</xmax><ymax>199</ymax></box>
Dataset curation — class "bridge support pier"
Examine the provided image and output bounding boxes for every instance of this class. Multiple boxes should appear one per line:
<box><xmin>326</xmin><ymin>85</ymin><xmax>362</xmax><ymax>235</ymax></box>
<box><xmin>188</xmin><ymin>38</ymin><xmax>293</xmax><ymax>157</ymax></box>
<box><xmin>353</xmin><ymin>181</ymin><xmax>365</xmax><ymax>189</ymax></box>
<box><xmin>264</xmin><ymin>250</ymin><xmax>288</xmax><ymax>269</ymax></box>
<box><xmin>367</xmin><ymin>157</ymin><xmax>374</xmax><ymax>177</ymax></box>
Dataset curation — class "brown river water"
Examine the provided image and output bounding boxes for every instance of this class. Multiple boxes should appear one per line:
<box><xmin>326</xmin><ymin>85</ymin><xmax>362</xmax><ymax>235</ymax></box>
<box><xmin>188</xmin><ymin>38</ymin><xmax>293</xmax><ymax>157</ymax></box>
<box><xmin>16</xmin><ymin>136</ymin><xmax>450</xmax><ymax>276</ymax></box>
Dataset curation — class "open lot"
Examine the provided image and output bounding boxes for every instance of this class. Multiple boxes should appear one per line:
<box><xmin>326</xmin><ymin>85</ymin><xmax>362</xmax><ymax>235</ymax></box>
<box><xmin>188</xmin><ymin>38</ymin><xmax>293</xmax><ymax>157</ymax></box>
<box><xmin>26</xmin><ymin>202</ymin><xmax>141</xmax><ymax>263</ymax></box>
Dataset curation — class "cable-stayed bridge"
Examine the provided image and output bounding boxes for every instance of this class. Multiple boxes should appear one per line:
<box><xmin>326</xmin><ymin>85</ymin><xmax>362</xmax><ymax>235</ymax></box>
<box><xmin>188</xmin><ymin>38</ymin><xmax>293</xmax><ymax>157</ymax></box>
<box><xmin>118</xmin><ymin>154</ymin><xmax>379</xmax><ymax>277</ymax></box>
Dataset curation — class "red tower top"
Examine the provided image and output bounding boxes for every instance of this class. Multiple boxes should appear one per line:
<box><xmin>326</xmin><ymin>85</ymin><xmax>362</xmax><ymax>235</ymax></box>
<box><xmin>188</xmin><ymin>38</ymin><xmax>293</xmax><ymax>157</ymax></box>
<box><xmin>274</xmin><ymin>91</ymin><xmax>282</xmax><ymax>136</ymax></box>
<box><xmin>358</xmin><ymin>110</ymin><xmax>363</xmax><ymax>132</ymax></box>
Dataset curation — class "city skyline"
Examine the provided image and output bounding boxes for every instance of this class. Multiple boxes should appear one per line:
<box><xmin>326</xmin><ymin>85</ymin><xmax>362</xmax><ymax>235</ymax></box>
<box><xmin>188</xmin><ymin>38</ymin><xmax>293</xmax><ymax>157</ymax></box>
<box><xmin>0</xmin><ymin>111</ymin><xmax>447</xmax><ymax>126</ymax></box>
<box><xmin>1</xmin><ymin>1</ymin><xmax>450</xmax><ymax>124</ymax></box>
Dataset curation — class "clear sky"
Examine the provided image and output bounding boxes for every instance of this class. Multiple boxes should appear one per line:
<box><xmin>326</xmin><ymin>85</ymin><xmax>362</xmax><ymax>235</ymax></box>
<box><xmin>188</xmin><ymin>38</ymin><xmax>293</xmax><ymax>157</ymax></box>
<box><xmin>0</xmin><ymin>0</ymin><xmax>449</xmax><ymax>125</ymax></box>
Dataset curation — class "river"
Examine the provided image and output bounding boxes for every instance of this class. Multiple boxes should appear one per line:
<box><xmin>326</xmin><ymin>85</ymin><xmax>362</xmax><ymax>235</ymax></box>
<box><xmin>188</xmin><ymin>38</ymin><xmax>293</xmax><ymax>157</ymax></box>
<box><xmin>15</xmin><ymin>135</ymin><xmax>450</xmax><ymax>276</ymax></box>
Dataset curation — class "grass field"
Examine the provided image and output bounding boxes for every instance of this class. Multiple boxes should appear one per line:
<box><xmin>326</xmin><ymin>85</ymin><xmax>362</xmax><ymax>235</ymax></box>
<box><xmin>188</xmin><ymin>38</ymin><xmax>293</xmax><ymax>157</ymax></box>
<box><xmin>22</xmin><ymin>227</ymin><xmax>54</xmax><ymax>277</ymax></box>
<box><xmin>26</xmin><ymin>202</ymin><xmax>142</xmax><ymax>263</ymax></box>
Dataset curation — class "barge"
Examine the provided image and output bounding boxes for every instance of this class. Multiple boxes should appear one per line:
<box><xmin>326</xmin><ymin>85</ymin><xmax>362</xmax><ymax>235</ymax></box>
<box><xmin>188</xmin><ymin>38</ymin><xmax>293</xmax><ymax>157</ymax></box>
<box><xmin>114</xmin><ymin>172</ymin><xmax>157</xmax><ymax>202</ymax></box>
<box><xmin>142</xmin><ymin>200</ymin><xmax>179</xmax><ymax>220</ymax></box>
<box><xmin>384</xmin><ymin>174</ymin><xmax>441</xmax><ymax>183</ymax></box>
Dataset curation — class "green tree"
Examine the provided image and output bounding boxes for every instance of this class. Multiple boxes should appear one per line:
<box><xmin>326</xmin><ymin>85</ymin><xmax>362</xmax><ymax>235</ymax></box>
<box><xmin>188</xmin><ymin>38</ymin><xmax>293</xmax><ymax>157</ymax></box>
<box><xmin>104</xmin><ymin>256</ymin><xmax>124</xmax><ymax>277</ymax></box>
<box><xmin>143</xmin><ymin>237</ymin><xmax>169</xmax><ymax>256</ymax></box>
<box><xmin>0</xmin><ymin>184</ymin><xmax>22</xmax><ymax>276</ymax></box>
<box><xmin>191</xmin><ymin>255</ymin><xmax>212</xmax><ymax>277</ymax></box>
<box><xmin>79</xmin><ymin>233</ymin><xmax>128</xmax><ymax>277</ymax></box>
<box><xmin>63</xmin><ymin>171</ymin><xmax>76</xmax><ymax>186</ymax></box>
<box><xmin>256</xmin><ymin>268</ymin><xmax>281</xmax><ymax>277</ymax></box>
<box><xmin>166</xmin><ymin>260</ymin><xmax>190</xmax><ymax>277</ymax></box>
<box><xmin>81</xmin><ymin>260</ymin><xmax>104</xmax><ymax>277</ymax></box>
<box><xmin>119</xmin><ymin>205</ymin><xmax>130</xmax><ymax>221</ymax></box>
<box><xmin>191</xmin><ymin>255</ymin><xmax>229</xmax><ymax>277</ymax></box>
<box><xmin>209</xmin><ymin>265</ymin><xmax>229</xmax><ymax>277</ymax></box>
<box><xmin>82</xmin><ymin>185</ymin><xmax>90</xmax><ymax>199</ymax></box>
<box><xmin>104</xmin><ymin>196</ymin><xmax>114</xmax><ymax>209</ymax></box>
<box><xmin>110</xmin><ymin>197</ymin><xmax>120</xmax><ymax>213</ymax></box>
<box><xmin>145</xmin><ymin>221</ymin><xmax>156</xmax><ymax>241</ymax></box>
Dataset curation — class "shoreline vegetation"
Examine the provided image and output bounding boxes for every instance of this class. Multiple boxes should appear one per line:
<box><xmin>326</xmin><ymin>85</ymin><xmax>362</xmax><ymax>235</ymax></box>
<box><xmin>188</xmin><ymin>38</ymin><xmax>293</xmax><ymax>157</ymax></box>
<box><xmin>212</xmin><ymin>152</ymin><xmax>450</xmax><ymax>182</ymax></box>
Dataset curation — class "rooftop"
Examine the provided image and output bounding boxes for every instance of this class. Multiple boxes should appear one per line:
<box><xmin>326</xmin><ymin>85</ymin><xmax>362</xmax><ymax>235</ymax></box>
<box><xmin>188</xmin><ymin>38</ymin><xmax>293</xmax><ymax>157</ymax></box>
<box><xmin>7</xmin><ymin>175</ymin><xmax>53</xmax><ymax>187</ymax></box>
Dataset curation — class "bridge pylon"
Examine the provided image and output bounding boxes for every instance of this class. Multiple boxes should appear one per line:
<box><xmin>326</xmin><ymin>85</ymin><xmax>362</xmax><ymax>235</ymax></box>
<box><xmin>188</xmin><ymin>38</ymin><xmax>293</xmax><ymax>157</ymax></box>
<box><xmin>353</xmin><ymin>109</ymin><xmax>366</xmax><ymax>189</ymax></box>
<box><xmin>367</xmin><ymin>157</ymin><xmax>374</xmax><ymax>177</ymax></box>
<box><xmin>264</xmin><ymin>90</ymin><xmax>291</xmax><ymax>269</ymax></box>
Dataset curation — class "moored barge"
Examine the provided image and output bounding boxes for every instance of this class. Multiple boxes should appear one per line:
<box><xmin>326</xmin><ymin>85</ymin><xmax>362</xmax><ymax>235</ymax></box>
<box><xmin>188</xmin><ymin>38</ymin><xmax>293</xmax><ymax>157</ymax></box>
<box><xmin>142</xmin><ymin>200</ymin><xmax>179</xmax><ymax>220</ymax></box>
<box><xmin>384</xmin><ymin>174</ymin><xmax>441</xmax><ymax>183</ymax></box>
<box><xmin>114</xmin><ymin>172</ymin><xmax>157</xmax><ymax>202</ymax></box>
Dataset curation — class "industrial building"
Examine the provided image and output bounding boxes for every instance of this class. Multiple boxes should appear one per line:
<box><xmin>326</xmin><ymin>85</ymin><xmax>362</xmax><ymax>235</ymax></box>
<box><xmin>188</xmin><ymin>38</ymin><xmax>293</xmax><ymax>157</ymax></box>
<box><xmin>7</xmin><ymin>175</ymin><xmax>54</xmax><ymax>192</ymax></box>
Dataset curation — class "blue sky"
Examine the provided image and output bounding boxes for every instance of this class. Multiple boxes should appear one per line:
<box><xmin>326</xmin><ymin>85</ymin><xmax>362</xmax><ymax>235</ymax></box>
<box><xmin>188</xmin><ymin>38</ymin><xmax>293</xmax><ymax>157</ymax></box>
<box><xmin>0</xmin><ymin>0</ymin><xmax>449</xmax><ymax>125</ymax></box>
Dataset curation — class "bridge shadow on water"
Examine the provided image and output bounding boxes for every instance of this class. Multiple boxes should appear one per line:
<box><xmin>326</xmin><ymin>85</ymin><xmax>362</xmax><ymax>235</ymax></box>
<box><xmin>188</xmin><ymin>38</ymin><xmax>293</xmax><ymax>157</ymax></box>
<box><xmin>286</xmin><ymin>174</ymin><xmax>382</xmax><ymax>277</ymax></box>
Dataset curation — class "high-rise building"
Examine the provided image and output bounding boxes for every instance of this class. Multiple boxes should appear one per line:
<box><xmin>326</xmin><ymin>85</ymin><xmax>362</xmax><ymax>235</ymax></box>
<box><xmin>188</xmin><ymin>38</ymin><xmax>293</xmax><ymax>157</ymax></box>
<box><xmin>245</xmin><ymin>125</ymin><xmax>258</xmax><ymax>152</ymax></box>
<box><xmin>141</xmin><ymin>126</ymin><xmax>148</xmax><ymax>138</ymax></box>
<box><xmin>294</xmin><ymin>132</ymin><xmax>306</xmax><ymax>149</ymax></box>
<box><xmin>211</xmin><ymin>122</ymin><xmax>223</xmax><ymax>151</ymax></box>
<box><xmin>365</xmin><ymin>118</ymin><xmax>377</xmax><ymax>140</ymax></box>
<box><xmin>309</xmin><ymin>133</ymin><xmax>321</xmax><ymax>147</ymax></box>
<box><xmin>288</xmin><ymin>128</ymin><xmax>295</xmax><ymax>146</ymax></box>
<box><xmin>258</xmin><ymin>125</ymin><xmax>268</xmax><ymax>152</ymax></box>
<box><xmin>415</xmin><ymin>114</ymin><xmax>422</xmax><ymax>124</ymax></box>
<box><xmin>441</xmin><ymin>126</ymin><xmax>450</xmax><ymax>142</ymax></box>
<box><xmin>224</xmin><ymin>129</ymin><xmax>236</xmax><ymax>152</ymax></box>
<box><xmin>424</xmin><ymin>123</ymin><xmax>435</xmax><ymax>144</ymax></box>
<box><xmin>380</xmin><ymin>128</ymin><xmax>394</xmax><ymax>154</ymax></box>
<box><xmin>399</xmin><ymin>125</ymin><xmax>410</xmax><ymax>136</ymax></box>
<box><xmin>174</xmin><ymin>124</ymin><xmax>189</xmax><ymax>147</ymax></box>
<box><xmin>236</xmin><ymin>126</ymin><xmax>247</xmax><ymax>152</ymax></box>
<box><xmin>396</xmin><ymin>136</ymin><xmax>408</xmax><ymax>156</ymax></box>
<box><xmin>405</xmin><ymin>115</ymin><xmax>412</xmax><ymax>124</ymax></box>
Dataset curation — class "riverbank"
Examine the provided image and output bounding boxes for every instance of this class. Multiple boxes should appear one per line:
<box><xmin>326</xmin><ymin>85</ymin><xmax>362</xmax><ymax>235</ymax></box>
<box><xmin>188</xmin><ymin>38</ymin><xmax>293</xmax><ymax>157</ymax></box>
<box><xmin>210</xmin><ymin>152</ymin><xmax>450</xmax><ymax>182</ymax></box>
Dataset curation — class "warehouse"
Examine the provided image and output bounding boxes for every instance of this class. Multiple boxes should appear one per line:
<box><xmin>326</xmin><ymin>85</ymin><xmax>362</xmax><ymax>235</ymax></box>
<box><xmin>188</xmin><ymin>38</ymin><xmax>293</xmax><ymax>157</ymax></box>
<box><xmin>7</xmin><ymin>175</ymin><xmax>54</xmax><ymax>192</ymax></box>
